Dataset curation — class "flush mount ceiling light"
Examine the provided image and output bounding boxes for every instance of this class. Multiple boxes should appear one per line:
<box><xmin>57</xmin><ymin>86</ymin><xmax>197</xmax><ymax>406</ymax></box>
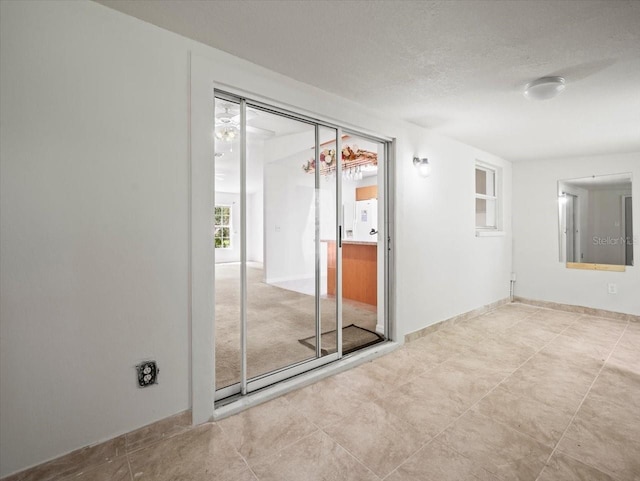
<box><xmin>524</xmin><ymin>76</ymin><xmax>566</xmax><ymax>101</ymax></box>
<box><xmin>413</xmin><ymin>157</ymin><xmax>431</xmax><ymax>177</ymax></box>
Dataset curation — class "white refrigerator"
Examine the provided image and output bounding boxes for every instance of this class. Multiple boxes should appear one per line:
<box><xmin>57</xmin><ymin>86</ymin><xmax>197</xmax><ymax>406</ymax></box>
<box><xmin>353</xmin><ymin>199</ymin><xmax>378</xmax><ymax>242</ymax></box>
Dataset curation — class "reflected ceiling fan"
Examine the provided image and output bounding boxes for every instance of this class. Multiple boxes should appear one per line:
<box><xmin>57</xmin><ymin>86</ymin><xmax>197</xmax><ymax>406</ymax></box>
<box><xmin>215</xmin><ymin>103</ymin><xmax>275</xmax><ymax>141</ymax></box>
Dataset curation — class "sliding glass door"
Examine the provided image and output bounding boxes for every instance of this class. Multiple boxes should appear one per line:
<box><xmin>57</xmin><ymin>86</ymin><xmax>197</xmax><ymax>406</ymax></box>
<box><xmin>214</xmin><ymin>91</ymin><xmax>388</xmax><ymax>400</ymax></box>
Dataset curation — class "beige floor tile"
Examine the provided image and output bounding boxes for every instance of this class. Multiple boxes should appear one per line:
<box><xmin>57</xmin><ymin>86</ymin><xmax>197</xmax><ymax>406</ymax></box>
<box><xmin>59</xmin><ymin>457</ymin><xmax>130</xmax><ymax>481</ymax></box>
<box><xmin>473</xmin><ymin>386</ymin><xmax>574</xmax><ymax>447</ymax></box>
<box><xmin>473</xmin><ymin>310</ymin><xmax>527</xmax><ymax>332</ymax></box>
<box><xmin>440</xmin><ymin>319</ymin><xmax>494</xmax><ymax>341</ymax></box>
<box><xmin>499</xmin><ymin>322</ymin><xmax>560</xmax><ymax>350</ymax></box>
<box><xmin>370</xmin><ymin>347</ymin><xmax>431</xmax><ymax>382</ymax></box>
<box><xmin>285</xmin><ymin>376</ymin><xmax>370</xmax><ymax>428</ymax></box>
<box><xmin>382</xmin><ymin>357</ymin><xmax>506</xmax><ymax>437</ymax></box>
<box><xmin>562</xmin><ymin>318</ymin><xmax>626</xmax><ymax>347</ymax></box>
<box><xmin>520</xmin><ymin>310</ymin><xmax>581</xmax><ymax>333</ymax></box>
<box><xmin>440</xmin><ymin>352</ymin><xmax>514</xmax><ymax>384</ymax></box>
<box><xmin>499</xmin><ymin>303</ymin><xmax>541</xmax><ymax>316</ymax></box>
<box><xmin>501</xmin><ymin>352</ymin><xmax>598</xmax><ymax>412</ymax></box>
<box><xmin>128</xmin><ymin>423</ymin><xmax>250</xmax><ymax>481</ymax></box>
<box><xmin>217</xmin><ymin>397</ymin><xmax>317</xmax><ymax>463</ymax></box>
<box><xmin>322</xmin><ymin>400</ymin><xmax>424</xmax><ymax>478</ymax></box>
<box><xmin>608</xmin><ymin>334</ymin><xmax>640</xmax><ymax>374</ymax></box>
<box><xmin>537</xmin><ymin>452</ymin><xmax>617</xmax><ymax>481</ymax></box>
<box><xmin>376</xmin><ymin>378</ymin><xmax>462</xmax><ymax>440</ymax></box>
<box><xmin>622</xmin><ymin>322</ymin><xmax>640</xmax><ymax>340</ymax></box>
<box><xmin>464</xmin><ymin>336</ymin><xmax>537</xmax><ymax>371</ymax></box>
<box><xmin>229</xmin><ymin>470</ymin><xmax>258</xmax><ymax>481</ymax></box>
<box><xmin>540</xmin><ymin>333</ymin><xmax>612</xmax><ymax>367</ymax></box>
<box><xmin>438</xmin><ymin>410</ymin><xmax>552</xmax><ymax>481</ymax></box>
<box><xmin>403</xmin><ymin>328</ymin><xmax>478</xmax><ymax>365</ymax></box>
<box><xmin>251</xmin><ymin>431</ymin><xmax>378</xmax><ymax>481</ymax></box>
<box><xmin>579</xmin><ymin>316</ymin><xmax>628</xmax><ymax>332</ymax></box>
<box><xmin>589</xmin><ymin>364</ymin><xmax>640</xmax><ymax>412</ymax></box>
<box><xmin>386</xmin><ymin>440</ymin><xmax>498</xmax><ymax>481</ymax></box>
<box><xmin>557</xmin><ymin>397</ymin><xmax>640</xmax><ymax>481</ymax></box>
<box><xmin>333</xmin><ymin>361</ymin><xmax>399</xmax><ymax>398</ymax></box>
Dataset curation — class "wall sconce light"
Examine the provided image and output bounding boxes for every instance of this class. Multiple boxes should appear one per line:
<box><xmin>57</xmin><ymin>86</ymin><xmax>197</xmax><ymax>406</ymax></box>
<box><xmin>413</xmin><ymin>157</ymin><xmax>431</xmax><ymax>177</ymax></box>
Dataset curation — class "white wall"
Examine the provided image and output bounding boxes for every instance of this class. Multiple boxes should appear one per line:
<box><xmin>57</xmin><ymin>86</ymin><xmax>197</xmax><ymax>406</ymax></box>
<box><xmin>513</xmin><ymin>152</ymin><xmax>640</xmax><ymax>315</ymax></box>
<box><xmin>0</xmin><ymin>0</ymin><xmax>513</xmax><ymax>476</ymax></box>
<box><xmin>264</xmin><ymin>154</ymin><xmax>316</xmax><ymax>284</ymax></box>
<box><xmin>247</xmin><ymin>190</ymin><xmax>264</xmax><ymax>263</ymax></box>
<box><xmin>0</xmin><ymin>2</ymin><xmax>193</xmax><ymax>476</ymax></box>
<box><xmin>395</xmin><ymin>135</ymin><xmax>513</xmax><ymax>338</ymax></box>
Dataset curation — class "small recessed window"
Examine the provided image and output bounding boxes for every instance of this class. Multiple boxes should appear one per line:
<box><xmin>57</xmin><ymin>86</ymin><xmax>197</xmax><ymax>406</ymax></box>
<box><xmin>475</xmin><ymin>163</ymin><xmax>501</xmax><ymax>231</ymax></box>
<box><xmin>214</xmin><ymin>205</ymin><xmax>231</xmax><ymax>249</ymax></box>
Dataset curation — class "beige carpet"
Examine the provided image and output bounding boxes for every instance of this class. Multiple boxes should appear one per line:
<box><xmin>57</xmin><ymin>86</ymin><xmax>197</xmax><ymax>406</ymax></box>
<box><xmin>215</xmin><ymin>264</ymin><xmax>379</xmax><ymax>389</ymax></box>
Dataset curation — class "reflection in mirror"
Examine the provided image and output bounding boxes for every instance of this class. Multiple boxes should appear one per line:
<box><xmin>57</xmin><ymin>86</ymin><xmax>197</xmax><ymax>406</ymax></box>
<box><xmin>558</xmin><ymin>173</ymin><xmax>633</xmax><ymax>266</ymax></box>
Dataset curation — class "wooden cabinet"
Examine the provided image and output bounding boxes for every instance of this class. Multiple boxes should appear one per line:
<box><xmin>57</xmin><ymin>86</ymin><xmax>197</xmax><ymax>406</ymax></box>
<box><xmin>355</xmin><ymin>185</ymin><xmax>377</xmax><ymax>201</ymax></box>
<box><xmin>326</xmin><ymin>241</ymin><xmax>377</xmax><ymax>306</ymax></box>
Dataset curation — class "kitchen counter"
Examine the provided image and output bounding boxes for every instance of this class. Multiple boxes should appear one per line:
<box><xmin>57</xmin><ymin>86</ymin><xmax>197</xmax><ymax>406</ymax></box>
<box><xmin>321</xmin><ymin>239</ymin><xmax>377</xmax><ymax>245</ymax></box>
<box><xmin>322</xmin><ymin>240</ymin><xmax>377</xmax><ymax>306</ymax></box>
<box><xmin>341</xmin><ymin>239</ymin><xmax>377</xmax><ymax>245</ymax></box>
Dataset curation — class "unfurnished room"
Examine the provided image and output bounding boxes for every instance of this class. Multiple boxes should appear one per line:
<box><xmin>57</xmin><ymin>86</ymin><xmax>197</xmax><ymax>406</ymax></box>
<box><xmin>0</xmin><ymin>1</ymin><xmax>639</xmax><ymax>480</ymax></box>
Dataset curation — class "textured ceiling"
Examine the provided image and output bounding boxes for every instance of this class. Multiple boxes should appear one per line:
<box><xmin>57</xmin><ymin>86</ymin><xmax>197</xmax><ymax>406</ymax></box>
<box><xmin>96</xmin><ymin>0</ymin><xmax>640</xmax><ymax>162</ymax></box>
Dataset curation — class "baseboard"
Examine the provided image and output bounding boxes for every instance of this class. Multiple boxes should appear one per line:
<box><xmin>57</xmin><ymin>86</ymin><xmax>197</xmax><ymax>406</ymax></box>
<box><xmin>1</xmin><ymin>410</ymin><xmax>192</xmax><ymax>481</ymax></box>
<box><xmin>513</xmin><ymin>296</ymin><xmax>640</xmax><ymax>323</ymax></box>
<box><xmin>404</xmin><ymin>297</ymin><xmax>510</xmax><ymax>343</ymax></box>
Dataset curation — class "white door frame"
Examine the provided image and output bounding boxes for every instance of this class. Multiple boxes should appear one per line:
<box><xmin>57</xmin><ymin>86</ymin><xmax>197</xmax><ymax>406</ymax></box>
<box><xmin>189</xmin><ymin>52</ymin><xmax>395</xmax><ymax>424</ymax></box>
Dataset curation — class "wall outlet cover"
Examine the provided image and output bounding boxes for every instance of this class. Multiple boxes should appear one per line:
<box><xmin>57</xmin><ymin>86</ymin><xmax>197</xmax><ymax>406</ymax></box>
<box><xmin>607</xmin><ymin>283</ymin><xmax>617</xmax><ymax>294</ymax></box>
<box><xmin>136</xmin><ymin>361</ymin><xmax>159</xmax><ymax>387</ymax></box>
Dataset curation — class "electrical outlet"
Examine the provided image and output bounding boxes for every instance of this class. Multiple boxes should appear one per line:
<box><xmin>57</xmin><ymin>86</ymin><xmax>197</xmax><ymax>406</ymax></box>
<box><xmin>607</xmin><ymin>283</ymin><xmax>617</xmax><ymax>295</ymax></box>
<box><xmin>136</xmin><ymin>361</ymin><xmax>159</xmax><ymax>387</ymax></box>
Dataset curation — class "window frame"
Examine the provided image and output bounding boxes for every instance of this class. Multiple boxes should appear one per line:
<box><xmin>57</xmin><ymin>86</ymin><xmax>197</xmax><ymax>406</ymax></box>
<box><xmin>214</xmin><ymin>205</ymin><xmax>232</xmax><ymax>249</ymax></box>
<box><xmin>475</xmin><ymin>161</ymin><xmax>503</xmax><ymax>234</ymax></box>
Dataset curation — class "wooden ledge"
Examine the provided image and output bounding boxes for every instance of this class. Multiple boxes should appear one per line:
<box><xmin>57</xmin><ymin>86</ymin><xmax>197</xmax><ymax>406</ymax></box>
<box><xmin>566</xmin><ymin>262</ymin><xmax>626</xmax><ymax>272</ymax></box>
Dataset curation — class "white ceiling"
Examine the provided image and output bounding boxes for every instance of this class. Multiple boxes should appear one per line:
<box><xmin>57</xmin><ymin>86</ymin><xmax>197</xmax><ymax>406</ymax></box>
<box><xmin>97</xmin><ymin>0</ymin><xmax>640</xmax><ymax>162</ymax></box>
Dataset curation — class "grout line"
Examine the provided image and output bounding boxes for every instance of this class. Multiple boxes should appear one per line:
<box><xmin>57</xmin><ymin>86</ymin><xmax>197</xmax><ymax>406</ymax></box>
<box><xmin>381</xmin><ymin>307</ymin><xmax>556</xmax><ymax>480</ymax></box>
<box><xmin>436</xmin><ymin>318</ymin><xmax>579</xmax><ymax>459</ymax></box>
<box><xmin>274</xmin><ymin>376</ymin><xmax>385</xmax><ymax>479</ymax></box>
<box><xmin>400</xmin><ymin>309</ymin><xmax>579</xmax><ymax>479</ymax></box>
<box><xmin>319</xmin><ymin>430</ymin><xmax>384</xmax><ymax>480</ymax></box>
<box><xmin>533</xmin><ymin>321</ymin><xmax>630</xmax><ymax>481</ymax></box>
<box><xmin>548</xmin><ymin>450</ymin><xmax>626</xmax><ymax>481</ymax></box>
<box><xmin>282</xmin><ymin>370</ymin><xmax>409</xmax><ymax>479</ymax></box>
<box><xmin>215</xmin><ymin>398</ymin><xmax>325</xmax><ymax>479</ymax></box>
<box><xmin>126</xmin><ymin>454</ymin><xmax>134</xmax><ymax>481</ymax></box>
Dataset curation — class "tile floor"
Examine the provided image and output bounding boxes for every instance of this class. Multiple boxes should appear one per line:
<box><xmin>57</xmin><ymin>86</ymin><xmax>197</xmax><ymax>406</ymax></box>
<box><xmin>8</xmin><ymin>303</ymin><xmax>640</xmax><ymax>481</ymax></box>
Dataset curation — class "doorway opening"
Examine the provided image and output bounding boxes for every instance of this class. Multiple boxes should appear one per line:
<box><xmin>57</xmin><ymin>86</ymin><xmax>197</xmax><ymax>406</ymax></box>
<box><xmin>623</xmin><ymin>195</ymin><xmax>633</xmax><ymax>266</ymax></box>
<box><xmin>560</xmin><ymin>192</ymin><xmax>579</xmax><ymax>262</ymax></box>
<box><xmin>213</xmin><ymin>91</ymin><xmax>392</xmax><ymax>401</ymax></box>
